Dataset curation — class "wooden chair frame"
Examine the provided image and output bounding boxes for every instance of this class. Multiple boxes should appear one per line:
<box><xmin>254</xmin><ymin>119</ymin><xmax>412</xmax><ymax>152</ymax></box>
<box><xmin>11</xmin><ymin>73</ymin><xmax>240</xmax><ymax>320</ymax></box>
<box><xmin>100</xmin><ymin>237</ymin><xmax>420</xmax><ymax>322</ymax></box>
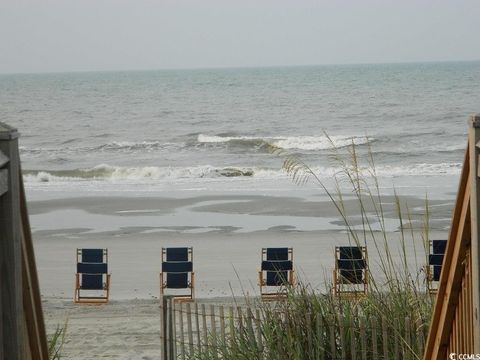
<box><xmin>74</xmin><ymin>248</ymin><xmax>111</xmax><ymax>304</ymax></box>
<box><xmin>258</xmin><ymin>247</ymin><xmax>294</xmax><ymax>301</ymax></box>
<box><xmin>160</xmin><ymin>247</ymin><xmax>194</xmax><ymax>302</ymax></box>
<box><xmin>333</xmin><ymin>246</ymin><xmax>369</xmax><ymax>299</ymax></box>
<box><xmin>425</xmin><ymin>239</ymin><xmax>447</xmax><ymax>295</ymax></box>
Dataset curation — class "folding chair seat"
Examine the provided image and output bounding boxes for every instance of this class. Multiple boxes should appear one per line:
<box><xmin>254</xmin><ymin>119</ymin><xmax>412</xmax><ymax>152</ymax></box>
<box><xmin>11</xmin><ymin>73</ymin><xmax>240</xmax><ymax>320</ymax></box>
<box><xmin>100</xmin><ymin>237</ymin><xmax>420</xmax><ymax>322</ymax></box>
<box><xmin>74</xmin><ymin>248</ymin><xmax>110</xmax><ymax>304</ymax></box>
<box><xmin>258</xmin><ymin>247</ymin><xmax>294</xmax><ymax>300</ymax></box>
<box><xmin>333</xmin><ymin>246</ymin><xmax>368</xmax><ymax>298</ymax></box>
<box><xmin>160</xmin><ymin>247</ymin><xmax>194</xmax><ymax>301</ymax></box>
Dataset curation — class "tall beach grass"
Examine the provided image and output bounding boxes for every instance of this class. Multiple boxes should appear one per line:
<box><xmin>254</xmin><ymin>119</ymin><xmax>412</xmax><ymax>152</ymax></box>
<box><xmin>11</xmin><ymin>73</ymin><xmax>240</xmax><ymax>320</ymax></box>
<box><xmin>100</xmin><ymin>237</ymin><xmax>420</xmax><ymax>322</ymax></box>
<box><xmin>189</xmin><ymin>137</ymin><xmax>436</xmax><ymax>359</ymax></box>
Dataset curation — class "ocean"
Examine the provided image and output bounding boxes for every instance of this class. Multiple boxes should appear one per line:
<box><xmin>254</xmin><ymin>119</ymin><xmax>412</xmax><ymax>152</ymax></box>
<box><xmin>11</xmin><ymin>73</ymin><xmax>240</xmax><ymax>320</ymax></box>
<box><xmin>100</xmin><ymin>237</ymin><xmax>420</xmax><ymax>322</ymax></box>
<box><xmin>1</xmin><ymin>61</ymin><xmax>479</xmax><ymax>199</ymax></box>
<box><xmin>4</xmin><ymin>62</ymin><xmax>479</xmax><ymax>300</ymax></box>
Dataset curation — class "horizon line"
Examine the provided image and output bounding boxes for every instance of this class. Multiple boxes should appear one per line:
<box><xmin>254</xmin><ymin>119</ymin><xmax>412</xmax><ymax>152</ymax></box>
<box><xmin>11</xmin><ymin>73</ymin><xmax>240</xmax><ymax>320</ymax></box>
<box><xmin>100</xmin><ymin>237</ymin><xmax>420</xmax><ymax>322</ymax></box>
<box><xmin>1</xmin><ymin>58</ymin><xmax>479</xmax><ymax>76</ymax></box>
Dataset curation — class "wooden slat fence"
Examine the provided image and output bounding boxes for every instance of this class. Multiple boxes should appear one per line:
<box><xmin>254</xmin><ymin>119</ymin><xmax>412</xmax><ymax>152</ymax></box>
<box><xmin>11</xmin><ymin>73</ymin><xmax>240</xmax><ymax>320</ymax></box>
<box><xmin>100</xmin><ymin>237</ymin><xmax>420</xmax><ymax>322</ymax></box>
<box><xmin>160</xmin><ymin>299</ymin><xmax>426</xmax><ymax>360</ymax></box>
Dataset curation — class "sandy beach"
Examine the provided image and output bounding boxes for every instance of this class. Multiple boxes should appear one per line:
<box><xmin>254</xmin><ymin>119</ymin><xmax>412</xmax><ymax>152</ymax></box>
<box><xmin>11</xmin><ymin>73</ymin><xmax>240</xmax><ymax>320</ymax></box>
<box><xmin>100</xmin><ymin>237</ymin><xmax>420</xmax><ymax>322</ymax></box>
<box><xmin>33</xmin><ymin>192</ymin><xmax>451</xmax><ymax>359</ymax></box>
<box><xmin>32</xmin><ymin>193</ymin><xmax>452</xmax><ymax>299</ymax></box>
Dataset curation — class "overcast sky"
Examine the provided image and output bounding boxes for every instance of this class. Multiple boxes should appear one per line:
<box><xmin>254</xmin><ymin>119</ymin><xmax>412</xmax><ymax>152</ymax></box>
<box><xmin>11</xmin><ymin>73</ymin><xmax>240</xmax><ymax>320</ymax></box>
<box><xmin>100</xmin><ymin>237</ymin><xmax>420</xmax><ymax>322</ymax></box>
<box><xmin>1</xmin><ymin>0</ymin><xmax>479</xmax><ymax>74</ymax></box>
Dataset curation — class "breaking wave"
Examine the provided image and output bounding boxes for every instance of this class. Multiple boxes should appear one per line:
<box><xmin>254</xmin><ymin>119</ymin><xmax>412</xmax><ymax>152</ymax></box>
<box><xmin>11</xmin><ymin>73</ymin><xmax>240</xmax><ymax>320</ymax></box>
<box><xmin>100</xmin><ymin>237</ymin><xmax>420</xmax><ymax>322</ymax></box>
<box><xmin>23</xmin><ymin>162</ymin><xmax>462</xmax><ymax>184</ymax></box>
<box><xmin>23</xmin><ymin>165</ymin><xmax>258</xmax><ymax>183</ymax></box>
<box><xmin>197</xmin><ymin>134</ymin><xmax>372</xmax><ymax>150</ymax></box>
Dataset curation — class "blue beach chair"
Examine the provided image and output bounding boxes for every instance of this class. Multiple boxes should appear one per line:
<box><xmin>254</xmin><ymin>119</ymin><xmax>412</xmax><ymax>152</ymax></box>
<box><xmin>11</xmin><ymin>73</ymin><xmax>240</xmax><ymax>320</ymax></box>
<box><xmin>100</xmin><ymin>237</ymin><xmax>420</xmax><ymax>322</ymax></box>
<box><xmin>160</xmin><ymin>247</ymin><xmax>194</xmax><ymax>301</ymax></box>
<box><xmin>427</xmin><ymin>240</ymin><xmax>447</xmax><ymax>294</ymax></box>
<box><xmin>333</xmin><ymin>246</ymin><xmax>368</xmax><ymax>298</ymax></box>
<box><xmin>74</xmin><ymin>248</ymin><xmax>111</xmax><ymax>304</ymax></box>
<box><xmin>258</xmin><ymin>247</ymin><xmax>294</xmax><ymax>300</ymax></box>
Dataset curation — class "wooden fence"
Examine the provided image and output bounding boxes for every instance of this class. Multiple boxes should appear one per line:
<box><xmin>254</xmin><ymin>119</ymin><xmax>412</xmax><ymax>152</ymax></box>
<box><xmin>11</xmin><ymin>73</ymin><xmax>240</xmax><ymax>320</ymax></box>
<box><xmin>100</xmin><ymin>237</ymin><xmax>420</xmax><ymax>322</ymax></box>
<box><xmin>160</xmin><ymin>297</ymin><xmax>426</xmax><ymax>360</ymax></box>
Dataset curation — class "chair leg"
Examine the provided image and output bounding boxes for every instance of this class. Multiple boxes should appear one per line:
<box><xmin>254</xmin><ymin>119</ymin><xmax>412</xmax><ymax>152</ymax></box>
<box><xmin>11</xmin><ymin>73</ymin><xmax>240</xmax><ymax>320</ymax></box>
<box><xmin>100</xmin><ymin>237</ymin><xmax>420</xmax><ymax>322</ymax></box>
<box><xmin>258</xmin><ymin>271</ymin><xmax>263</xmax><ymax>297</ymax></box>
<box><xmin>332</xmin><ymin>270</ymin><xmax>337</xmax><ymax>297</ymax></box>
<box><xmin>74</xmin><ymin>273</ymin><xmax>80</xmax><ymax>303</ymax></box>
<box><xmin>106</xmin><ymin>274</ymin><xmax>111</xmax><ymax>302</ymax></box>
<box><xmin>191</xmin><ymin>272</ymin><xmax>195</xmax><ymax>300</ymax></box>
<box><xmin>159</xmin><ymin>272</ymin><xmax>164</xmax><ymax>298</ymax></box>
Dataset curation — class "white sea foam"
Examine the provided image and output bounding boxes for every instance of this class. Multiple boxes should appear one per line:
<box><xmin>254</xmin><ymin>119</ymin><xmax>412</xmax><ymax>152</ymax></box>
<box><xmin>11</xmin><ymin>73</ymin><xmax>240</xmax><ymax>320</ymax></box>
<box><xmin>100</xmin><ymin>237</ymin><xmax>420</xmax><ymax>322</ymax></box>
<box><xmin>273</xmin><ymin>135</ymin><xmax>371</xmax><ymax>150</ymax></box>
<box><xmin>197</xmin><ymin>134</ymin><xmax>372</xmax><ymax>150</ymax></box>
<box><xmin>197</xmin><ymin>134</ymin><xmax>257</xmax><ymax>143</ymax></box>
<box><xmin>23</xmin><ymin>161</ymin><xmax>462</xmax><ymax>185</ymax></box>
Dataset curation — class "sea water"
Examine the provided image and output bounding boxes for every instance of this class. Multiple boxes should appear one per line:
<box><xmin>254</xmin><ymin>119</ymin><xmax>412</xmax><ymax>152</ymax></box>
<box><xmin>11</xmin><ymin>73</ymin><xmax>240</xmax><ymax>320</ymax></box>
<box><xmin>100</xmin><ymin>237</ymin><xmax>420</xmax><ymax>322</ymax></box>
<box><xmin>1</xmin><ymin>61</ymin><xmax>479</xmax><ymax>199</ymax></box>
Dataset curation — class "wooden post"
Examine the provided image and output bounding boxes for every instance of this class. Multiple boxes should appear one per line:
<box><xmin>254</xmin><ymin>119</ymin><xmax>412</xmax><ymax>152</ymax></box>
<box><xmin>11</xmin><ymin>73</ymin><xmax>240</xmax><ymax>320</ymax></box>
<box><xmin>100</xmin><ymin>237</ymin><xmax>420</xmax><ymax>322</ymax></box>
<box><xmin>210</xmin><ymin>304</ymin><xmax>217</xmax><ymax>358</ymax></box>
<box><xmin>350</xmin><ymin>316</ymin><xmax>356</xmax><ymax>360</ymax></box>
<box><xmin>372</xmin><ymin>319</ymin><xmax>378</xmax><ymax>359</ymax></box>
<box><xmin>167</xmin><ymin>296</ymin><xmax>175</xmax><ymax>359</ymax></box>
<box><xmin>186</xmin><ymin>302</ymin><xmax>194</xmax><ymax>355</ymax></box>
<box><xmin>237</xmin><ymin>307</ymin><xmax>244</xmax><ymax>334</ymax></box>
<box><xmin>19</xmin><ymin>168</ymin><xmax>48</xmax><ymax>359</ymax></box>
<box><xmin>394</xmin><ymin>326</ymin><xmax>399</xmax><ymax>360</ymax></box>
<box><xmin>306</xmin><ymin>314</ymin><xmax>313</xmax><ymax>359</ymax></box>
<box><xmin>195</xmin><ymin>302</ymin><xmax>201</xmax><ymax>352</ymax></box>
<box><xmin>329</xmin><ymin>323</ymin><xmax>336</xmax><ymax>358</ymax></box>
<box><xmin>360</xmin><ymin>318</ymin><xmax>367</xmax><ymax>360</ymax></box>
<box><xmin>178</xmin><ymin>303</ymin><xmax>185</xmax><ymax>360</ymax></box>
<box><xmin>404</xmin><ymin>317</ymin><xmax>411</xmax><ymax>360</ymax></box>
<box><xmin>0</xmin><ymin>124</ymin><xmax>24</xmax><ymax>360</ymax></box>
<box><xmin>160</xmin><ymin>295</ymin><xmax>175</xmax><ymax>360</ymax></box>
<box><xmin>316</xmin><ymin>314</ymin><xmax>325</xmax><ymax>360</ymax></box>
<box><xmin>160</xmin><ymin>296</ymin><xmax>167</xmax><ymax>360</ymax></box>
<box><xmin>340</xmin><ymin>319</ymin><xmax>346</xmax><ymax>360</ymax></box>
<box><xmin>170</xmin><ymin>298</ymin><xmax>176</xmax><ymax>359</ymax></box>
<box><xmin>382</xmin><ymin>317</ymin><xmax>388</xmax><ymax>359</ymax></box>
<box><xmin>469</xmin><ymin>113</ymin><xmax>480</xmax><ymax>353</ymax></box>
<box><xmin>229</xmin><ymin>306</ymin><xmax>235</xmax><ymax>351</ymax></box>
<box><xmin>255</xmin><ymin>308</ymin><xmax>263</xmax><ymax>358</ymax></box>
<box><xmin>201</xmin><ymin>304</ymin><xmax>208</xmax><ymax>349</ymax></box>
<box><xmin>219</xmin><ymin>305</ymin><xmax>226</xmax><ymax>346</ymax></box>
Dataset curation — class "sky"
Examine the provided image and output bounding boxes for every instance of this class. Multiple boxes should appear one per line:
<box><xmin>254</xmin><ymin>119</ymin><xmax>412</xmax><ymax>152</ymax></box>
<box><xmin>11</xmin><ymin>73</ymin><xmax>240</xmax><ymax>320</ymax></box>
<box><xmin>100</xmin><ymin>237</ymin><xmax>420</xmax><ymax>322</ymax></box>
<box><xmin>1</xmin><ymin>0</ymin><xmax>479</xmax><ymax>74</ymax></box>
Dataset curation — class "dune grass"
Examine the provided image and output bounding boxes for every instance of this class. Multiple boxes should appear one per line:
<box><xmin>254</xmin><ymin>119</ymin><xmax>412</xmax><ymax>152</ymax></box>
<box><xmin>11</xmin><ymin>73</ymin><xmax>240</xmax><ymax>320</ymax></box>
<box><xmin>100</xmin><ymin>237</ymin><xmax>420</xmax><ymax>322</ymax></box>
<box><xmin>47</xmin><ymin>319</ymin><xmax>67</xmax><ymax>360</ymax></box>
<box><xmin>188</xmin><ymin>137</ymin><xmax>435</xmax><ymax>359</ymax></box>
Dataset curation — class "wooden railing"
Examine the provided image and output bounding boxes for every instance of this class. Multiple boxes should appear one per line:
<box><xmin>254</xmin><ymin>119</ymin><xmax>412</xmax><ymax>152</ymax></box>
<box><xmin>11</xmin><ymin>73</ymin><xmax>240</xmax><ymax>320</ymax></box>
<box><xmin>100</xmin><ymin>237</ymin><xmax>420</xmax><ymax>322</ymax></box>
<box><xmin>0</xmin><ymin>123</ymin><xmax>48</xmax><ymax>360</ymax></box>
<box><xmin>424</xmin><ymin>114</ymin><xmax>479</xmax><ymax>359</ymax></box>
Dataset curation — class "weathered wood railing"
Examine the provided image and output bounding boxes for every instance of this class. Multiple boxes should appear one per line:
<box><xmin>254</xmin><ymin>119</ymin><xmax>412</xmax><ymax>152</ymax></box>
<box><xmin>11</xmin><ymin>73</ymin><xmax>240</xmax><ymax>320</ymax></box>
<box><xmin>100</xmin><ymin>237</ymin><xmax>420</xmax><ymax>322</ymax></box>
<box><xmin>0</xmin><ymin>123</ymin><xmax>48</xmax><ymax>359</ymax></box>
<box><xmin>160</xmin><ymin>298</ymin><xmax>425</xmax><ymax>360</ymax></box>
<box><xmin>424</xmin><ymin>114</ymin><xmax>479</xmax><ymax>359</ymax></box>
